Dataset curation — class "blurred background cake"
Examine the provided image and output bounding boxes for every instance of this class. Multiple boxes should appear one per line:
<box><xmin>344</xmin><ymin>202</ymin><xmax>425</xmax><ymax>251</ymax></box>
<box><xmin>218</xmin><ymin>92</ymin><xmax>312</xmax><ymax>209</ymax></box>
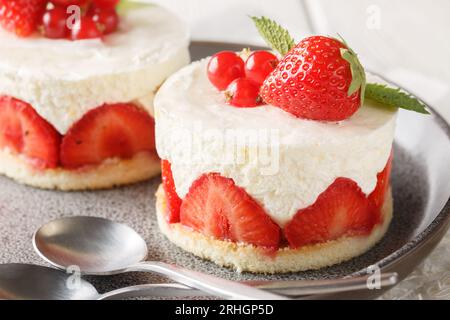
<box><xmin>0</xmin><ymin>1</ymin><xmax>190</xmax><ymax>190</ymax></box>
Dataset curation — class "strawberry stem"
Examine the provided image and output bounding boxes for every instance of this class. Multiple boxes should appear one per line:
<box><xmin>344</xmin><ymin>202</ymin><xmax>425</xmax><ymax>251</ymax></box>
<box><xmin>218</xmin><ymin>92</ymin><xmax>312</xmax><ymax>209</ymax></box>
<box><xmin>338</xmin><ymin>35</ymin><xmax>366</xmax><ymax>105</ymax></box>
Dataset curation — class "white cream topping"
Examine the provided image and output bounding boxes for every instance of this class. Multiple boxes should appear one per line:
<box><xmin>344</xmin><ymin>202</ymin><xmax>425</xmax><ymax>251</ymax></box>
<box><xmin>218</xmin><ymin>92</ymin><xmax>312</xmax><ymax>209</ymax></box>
<box><xmin>0</xmin><ymin>5</ymin><xmax>190</xmax><ymax>133</ymax></box>
<box><xmin>155</xmin><ymin>59</ymin><xmax>398</xmax><ymax>227</ymax></box>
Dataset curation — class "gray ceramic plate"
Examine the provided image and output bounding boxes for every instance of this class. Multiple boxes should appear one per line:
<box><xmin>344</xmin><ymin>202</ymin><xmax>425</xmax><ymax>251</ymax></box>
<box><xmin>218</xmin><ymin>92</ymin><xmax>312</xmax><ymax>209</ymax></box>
<box><xmin>0</xmin><ymin>42</ymin><xmax>449</xmax><ymax>300</ymax></box>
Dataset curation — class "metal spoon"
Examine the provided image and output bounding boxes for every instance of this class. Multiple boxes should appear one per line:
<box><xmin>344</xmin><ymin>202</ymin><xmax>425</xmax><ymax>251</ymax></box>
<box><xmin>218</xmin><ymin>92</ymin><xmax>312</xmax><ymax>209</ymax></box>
<box><xmin>0</xmin><ymin>263</ymin><xmax>398</xmax><ymax>300</ymax></box>
<box><xmin>0</xmin><ymin>264</ymin><xmax>207</xmax><ymax>300</ymax></box>
<box><xmin>0</xmin><ymin>264</ymin><xmax>98</xmax><ymax>300</ymax></box>
<box><xmin>32</xmin><ymin>216</ymin><xmax>285</xmax><ymax>300</ymax></box>
<box><xmin>33</xmin><ymin>216</ymin><xmax>398</xmax><ymax>299</ymax></box>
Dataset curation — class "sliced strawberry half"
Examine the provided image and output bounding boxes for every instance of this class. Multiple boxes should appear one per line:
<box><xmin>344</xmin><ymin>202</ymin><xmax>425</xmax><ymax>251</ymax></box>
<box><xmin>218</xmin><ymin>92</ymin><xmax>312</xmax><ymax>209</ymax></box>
<box><xmin>0</xmin><ymin>0</ymin><xmax>47</xmax><ymax>37</ymax></box>
<box><xmin>180</xmin><ymin>173</ymin><xmax>281</xmax><ymax>249</ymax></box>
<box><xmin>284</xmin><ymin>178</ymin><xmax>377</xmax><ymax>248</ymax></box>
<box><xmin>161</xmin><ymin>159</ymin><xmax>182</xmax><ymax>223</ymax></box>
<box><xmin>368</xmin><ymin>152</ymin><xmax>393</xmax><ymax>217</ymax></box>
<box><xmin>60</xmin><ymin>103</ymin><xmax>155</xmax><ymax>169</ymax></box>
<box><xmin>0</xmin><ymin>96</ymin><xmax>61</xmax><ymax>169</ymax></box>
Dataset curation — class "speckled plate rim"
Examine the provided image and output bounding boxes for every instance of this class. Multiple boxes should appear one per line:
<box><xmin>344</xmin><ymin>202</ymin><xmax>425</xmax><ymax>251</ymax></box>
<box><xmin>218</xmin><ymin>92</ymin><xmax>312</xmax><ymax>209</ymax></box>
<box><xmin>350</xmin><ymin>80</ymin><xmax>450</xmax><ymax>277</ymax></box>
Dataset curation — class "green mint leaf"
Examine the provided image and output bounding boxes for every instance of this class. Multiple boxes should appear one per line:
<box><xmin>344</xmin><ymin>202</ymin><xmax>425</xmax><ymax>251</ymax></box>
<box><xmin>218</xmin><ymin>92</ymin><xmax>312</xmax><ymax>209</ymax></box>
<box><xmin>250</xmin><ymin>16</ymin><xmax>295</xmax><ymax>56</ymax></box>
<box><xmin>365</xmin><ymin>83</ymin><xmax>430</xmax><ymax>114</ymax></box>
<box><xmin>117</xmin><ymin>0</ymin><xmax>153</xmax><ymax>15</ymax></box>
<box><xmin>338</xmin><ymin>36</ymin><xmax>366</xmax><ymax>105</ymax></box>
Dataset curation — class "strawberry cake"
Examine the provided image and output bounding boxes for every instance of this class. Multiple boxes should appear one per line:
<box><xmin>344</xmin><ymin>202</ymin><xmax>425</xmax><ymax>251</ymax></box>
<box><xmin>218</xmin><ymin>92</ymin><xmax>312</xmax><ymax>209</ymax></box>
<box><xmin>154</xmin><ymin>19</ymin><xmax>427</xmax><ymax>273</ymax></box>
<box><xmin>0</xmin><ymin>0</ymin><xmax>190</xmax><ymax>190</ymax></box>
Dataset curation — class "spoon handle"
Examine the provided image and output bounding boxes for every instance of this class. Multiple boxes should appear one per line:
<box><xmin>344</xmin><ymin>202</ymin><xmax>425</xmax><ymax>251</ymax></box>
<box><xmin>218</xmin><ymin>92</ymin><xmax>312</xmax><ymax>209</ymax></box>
<box><xmin>97</xmin><ymin>283</ymin><xmax>206</xmax><ymax>300</ymax></box>
<box><xmin>96</xmin><ymin>272</ymin><xmax>398</xmax><ymax>300</ymax></box>
<box><xmin>125</xmin><ymin>261</ymin><xmax>287</xmax><ymax>300</ymax></box>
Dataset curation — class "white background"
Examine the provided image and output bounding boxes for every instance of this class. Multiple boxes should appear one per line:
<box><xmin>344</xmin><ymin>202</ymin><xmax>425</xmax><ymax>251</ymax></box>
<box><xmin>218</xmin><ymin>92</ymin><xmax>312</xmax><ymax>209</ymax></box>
<box><xmin>150</xmin><ymin>0</ymin><xmax>450</xmax><ymax>122</ymax></box>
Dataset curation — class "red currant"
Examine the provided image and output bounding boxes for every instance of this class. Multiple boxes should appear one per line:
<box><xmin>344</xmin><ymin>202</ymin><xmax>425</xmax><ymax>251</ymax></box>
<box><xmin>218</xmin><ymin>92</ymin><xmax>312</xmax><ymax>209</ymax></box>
<box><xmin>91</xmin><ymin>7</ymin><xmax>119</xmax><ymax>34</ymax></box>
<box><xmin>92</xmin><ymin>0</ymin><xmax>120</xmax><ymax>9</ymax></box>
<box><xmin>51</xmin><ymin>0</ymin><xmax>89</xmax><ymax>6</ymax></box>
<box><xmin>245</xmin><ymin>51</ymin><xmax>278</xmax><ymax>85</ymax></box>
<box><xmin>71</xmin><ymin>16</ymin><xmax>102</xmax><ymax>40</ymax></box>
<box><xmin>207</xmin><ymin>51</ymin><xmax>245</xmax><ymax>91</ymax></box>
<box><xmin>42</xmin><ymin>7</ymin><xmax>68</xmax><ymax>39</ymax></box>
<box><xmin>225</xmin><ymin>78</ymin><xmax>262</xmax><ymax>108</ymax></box>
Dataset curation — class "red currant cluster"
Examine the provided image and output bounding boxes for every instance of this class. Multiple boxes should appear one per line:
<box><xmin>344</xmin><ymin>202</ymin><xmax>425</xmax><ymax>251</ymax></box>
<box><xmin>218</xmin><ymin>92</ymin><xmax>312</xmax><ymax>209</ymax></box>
<box><xmin>207</xmin><ymin>50</ymin><xmax>278</xmax><ymax>108</ymax></box>
<box><xmin>43</xmin><ymin>0</ymin><xmax>119</xmax><ymax>40</ymax></box>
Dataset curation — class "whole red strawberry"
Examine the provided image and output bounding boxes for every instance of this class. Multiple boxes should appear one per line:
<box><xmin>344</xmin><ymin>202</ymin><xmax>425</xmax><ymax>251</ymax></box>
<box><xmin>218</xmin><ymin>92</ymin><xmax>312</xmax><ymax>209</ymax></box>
<box><xmin>260</xmin><ymin>36</ymin><xmax>365</xmax><ymax>121</ymax></box>
<box><xmin>0</xmin><ymin>0</ymin><xmax>47</xmax><ymax>37</ymax></box>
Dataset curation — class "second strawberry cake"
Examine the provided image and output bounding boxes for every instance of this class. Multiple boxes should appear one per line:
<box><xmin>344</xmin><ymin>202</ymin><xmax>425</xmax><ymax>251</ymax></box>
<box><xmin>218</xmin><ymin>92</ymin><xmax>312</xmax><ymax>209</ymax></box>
<box><xmin>0</xmin><ymin>1</ymin><xmax>190</xmax><ymax>190</ymax></box>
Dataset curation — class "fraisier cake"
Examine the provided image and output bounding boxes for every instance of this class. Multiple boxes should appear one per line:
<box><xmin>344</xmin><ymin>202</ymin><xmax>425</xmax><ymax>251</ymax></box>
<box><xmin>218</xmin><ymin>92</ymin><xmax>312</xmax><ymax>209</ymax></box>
<box><xmin>154</xmin><ymin>18</ymin><xmax>428</xmax><ymax>273</ymax></box>
<box><xmin>0</xmin><ymin>0</ymin><xmax>189</xmax><ymax>190</ymax></box>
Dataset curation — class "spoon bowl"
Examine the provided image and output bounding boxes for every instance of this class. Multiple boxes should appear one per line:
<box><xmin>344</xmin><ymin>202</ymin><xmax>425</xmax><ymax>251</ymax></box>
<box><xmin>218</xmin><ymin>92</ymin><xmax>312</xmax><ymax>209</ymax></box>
<box><xmin>33</xmin><ymin>216</ymin><xmax>148</xmax><ymax>275</ymax></box>
<box><xmin>0</xmin><ymin>264</ymin><xmax>98</xmax><ymax>300</ymax></box>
